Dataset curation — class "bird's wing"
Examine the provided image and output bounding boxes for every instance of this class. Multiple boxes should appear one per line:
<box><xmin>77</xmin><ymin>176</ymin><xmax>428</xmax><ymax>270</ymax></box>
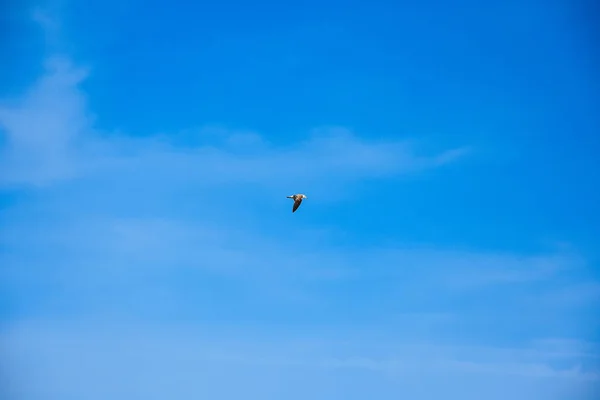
<box><xmin>292</xmin><ymin>198</ymin><xmax>303</xmax><ymax>212</ymax></box>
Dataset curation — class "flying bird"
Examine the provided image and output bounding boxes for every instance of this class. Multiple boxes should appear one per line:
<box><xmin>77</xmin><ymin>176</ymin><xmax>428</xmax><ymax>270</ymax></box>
<box><xmin>287</xmin><ymin>193</ymin><xmax>307</xmax><ymax>213</ymax></box>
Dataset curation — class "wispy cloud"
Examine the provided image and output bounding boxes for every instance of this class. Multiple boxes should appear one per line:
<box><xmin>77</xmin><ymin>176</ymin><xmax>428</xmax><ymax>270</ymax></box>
<box><xmin>0</xmin><ymin>49</ymin><xmax>469</xmax><ymax>189</ymax></box>
<box><xmin>0</xmin><ymin>213</ymin><xmax>581</xmax><ymax>285</ymax></box>
<box><xmin>0</xmin><ymin>56</ymin><xmax>91</xmax><ymax>186</ymax></box>
<box><xmin>0</xmin><ymin>210</ymin><xmax>589</xmax><ymax>328</ymax></box>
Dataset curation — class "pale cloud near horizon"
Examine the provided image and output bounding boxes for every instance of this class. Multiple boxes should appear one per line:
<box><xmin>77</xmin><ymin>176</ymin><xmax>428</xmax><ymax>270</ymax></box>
<box><xmin>1</xmin><ymin>319</ymin><xmax>599</xmax><ymax>400</ymax></box>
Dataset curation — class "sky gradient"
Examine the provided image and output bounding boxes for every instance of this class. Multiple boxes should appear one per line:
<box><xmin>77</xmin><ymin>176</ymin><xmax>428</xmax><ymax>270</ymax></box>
<box><xmin>1</xmin><ymin>0</ymin><xmax>599</xmax><ymax>399</ymax></box>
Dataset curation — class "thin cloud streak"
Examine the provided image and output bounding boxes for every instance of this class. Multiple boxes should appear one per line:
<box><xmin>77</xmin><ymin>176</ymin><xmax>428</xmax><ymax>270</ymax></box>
<box><xmin>0</xmin><ymin>212</ymin><xmax>590</xmax><ymax>327</ymax></box>
<box><xmin>0</xmin><ymin>214</ymin><xmax>583</xmax><ymax>286</ymax></box>
<box><xmin>2</xmin><ymin>320</ymin><xmax>598</xmax><ymax>400</ymax></box>
<box><xmin>0</xmin><ymin>54</ymin><xmax>470</xmax><ymax>188</ymax></box>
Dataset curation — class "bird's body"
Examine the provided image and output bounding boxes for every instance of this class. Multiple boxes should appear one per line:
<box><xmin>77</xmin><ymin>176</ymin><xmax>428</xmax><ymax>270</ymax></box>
<box><xmin>287</xmin><ymin>193</ymin><xmax>307</xmax><ymax>213</ymax></box>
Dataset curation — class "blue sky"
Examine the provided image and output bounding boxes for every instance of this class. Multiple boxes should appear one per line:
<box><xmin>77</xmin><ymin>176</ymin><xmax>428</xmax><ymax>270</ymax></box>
<box><xmin>1</xmin><ymin>0</ymin><xmax>599</xmax><ymax>399</ymax></box>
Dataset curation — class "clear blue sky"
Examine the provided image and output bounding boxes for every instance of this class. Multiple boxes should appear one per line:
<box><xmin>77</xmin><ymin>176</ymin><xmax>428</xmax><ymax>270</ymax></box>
<box><xmin>1</xmin><ymin>0</ymin><xmax>599</xmax><ymax>399</ymax></box>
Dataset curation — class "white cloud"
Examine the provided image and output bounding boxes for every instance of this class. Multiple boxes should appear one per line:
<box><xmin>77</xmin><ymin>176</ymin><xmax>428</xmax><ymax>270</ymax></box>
<box><xmin>0</xmin><ymin>56</ymin><xmax>91</xmax><ymax>186</ymax></box>
<box><xmin>0</xmin><ymin>49</ymin><xmax>469</xmax><ymax>189</ymax></box>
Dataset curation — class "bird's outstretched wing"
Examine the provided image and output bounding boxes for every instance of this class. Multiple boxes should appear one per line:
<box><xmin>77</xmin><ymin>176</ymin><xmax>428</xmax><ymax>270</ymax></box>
<box><xmin>292</xmin><ymin>198</ymin><xmax>303</xmax><ymax>212</ymax></box>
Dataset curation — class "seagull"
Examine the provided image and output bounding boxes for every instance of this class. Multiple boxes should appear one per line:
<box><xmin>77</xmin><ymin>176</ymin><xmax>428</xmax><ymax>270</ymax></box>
<box><xmin>286</xmin><ymin>193</ymin><xmax>307</xmax><ymax>213</ymax></box>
